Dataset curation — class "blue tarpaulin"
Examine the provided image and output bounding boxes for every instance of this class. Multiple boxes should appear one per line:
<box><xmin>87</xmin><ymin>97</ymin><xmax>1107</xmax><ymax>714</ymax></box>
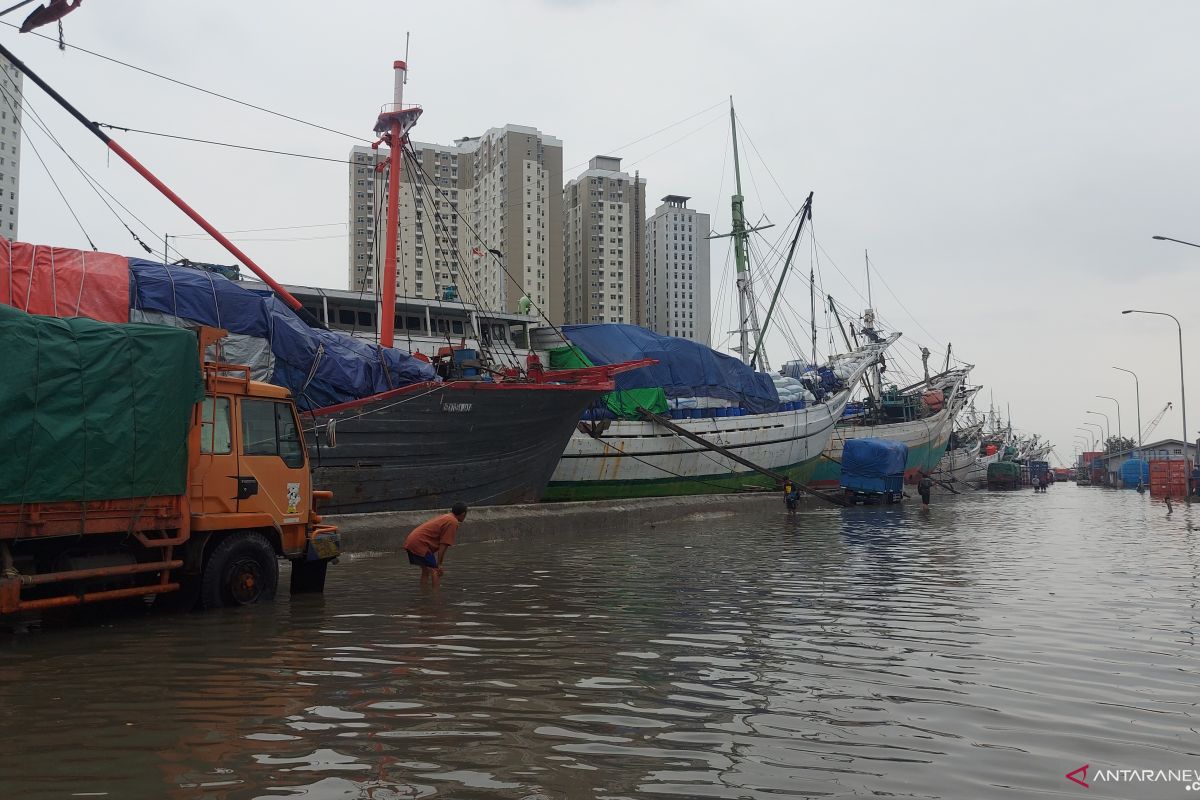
<box><xmin>562</xmin><ymin>324</ymin><xmax>779</xmax><ymax>414</ymax></box>
<box><xmin>842</xmin><ymin>438</ymin><xmax>908</xmax><ymax>477</ymax></box>
<box><xmin>1120</xmin><ymin>458</ymin><xmax>1149</xmax><ymax>488</ymax></box>
<box><xmin>129</xmin><ymin>260</ymin><xmax>437</xmax><ymax>410</ymax></box>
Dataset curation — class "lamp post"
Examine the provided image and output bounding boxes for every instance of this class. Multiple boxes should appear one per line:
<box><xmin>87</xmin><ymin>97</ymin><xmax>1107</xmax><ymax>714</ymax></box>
<box><xmin>1096</xmin><ymin>395</ymin><xmax>1122</xmax><ymax>441</ymax></box>
<box><xmin>1086</xmin><ymin>410</ymin><xmax>1111</xmax><ymax>447</ymax></box>
<box><xmin>1084</xmin><ymin>422</ymin><xmax>1108</xmax><ymax>484</ymax></box>
<box><xmin>1123</xmin><ymin>308</ymin><xmax>1190</xmax><ymax>500</ymax></box>
<box><xmin>1076</xmin><ymin>427</ymin><xmax>1097</xmax><ymax>451</ymax></box>
<box><xmin>1113</xmin><ymin>366</ymin><xmax>1142</xmax><ymax>453</ymax></box>
<box><xmin>1152</xmin><ymin>235</ymin><xmax>1200</xmax><ymax>250</ymax></box>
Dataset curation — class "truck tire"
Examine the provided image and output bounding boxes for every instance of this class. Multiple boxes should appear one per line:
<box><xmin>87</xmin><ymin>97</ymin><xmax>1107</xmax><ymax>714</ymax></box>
<box><xmin>200</xmin><ymin>532</ymin><xmax>278</xmax><ymax>610</ymax></box>
<box><xmin>290</xmin><ymin>558</ymin><xmax>329</xmax><ymax>594</ymax></box>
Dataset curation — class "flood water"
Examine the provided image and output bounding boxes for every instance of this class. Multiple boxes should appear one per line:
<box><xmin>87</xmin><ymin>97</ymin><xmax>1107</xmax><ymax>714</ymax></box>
<box><xmin>2</xmin><ymin>485</ymin><xmax>1198</xmax><ymax>799</ymax></box>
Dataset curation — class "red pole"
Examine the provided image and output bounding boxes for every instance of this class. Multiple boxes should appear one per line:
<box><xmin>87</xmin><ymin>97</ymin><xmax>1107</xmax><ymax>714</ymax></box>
<box><xmin>380</xmin><ymin>118</ymin><xmax>401</xmax><ymax>349</ymax></box>
<box><xmin>0</xmin><ymin>42</ymin><xmax>320</xmax><ymax>324</ymax></box>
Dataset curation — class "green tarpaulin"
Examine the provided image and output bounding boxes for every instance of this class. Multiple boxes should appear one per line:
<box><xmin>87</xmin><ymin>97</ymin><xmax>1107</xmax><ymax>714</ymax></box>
<box><xmin>0</xmin><ymin>304</ymin><xmax>204</xmax><ymax>503</ymax></box>
<box><xmin>988</xmin><ymin>461</ymin><xmax>1021</xmax><ymax>479</ymax></box>
<box><xmin>549</xmin><ymin>345</ymin><xmax>668</xmax><ymax>419</ymax></box>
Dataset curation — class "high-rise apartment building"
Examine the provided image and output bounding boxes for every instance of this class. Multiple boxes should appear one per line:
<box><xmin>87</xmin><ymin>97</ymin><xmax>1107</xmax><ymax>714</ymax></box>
<box><xmin>0</xmin><ymin>56</ymin><xmax>22</xmax><ymax>237</ymax></box>
<box><xmin>645</xmin><ymin>195</ymin><xmax>710</xmax><ymax>342</ymax></box>
<box><xmin>347</xmin><ymin>124</ymin><xmax>563</xmax><ymax>323</ymax></box>
<box><xmin>348</xmin><ymin>141</ymin><xmax>467</xmax><ymax>301</ymax></box>
<box><xmin>562</xmin><ymin>156</ymin><xmax>646</xmax><ymax>325</ymax></box>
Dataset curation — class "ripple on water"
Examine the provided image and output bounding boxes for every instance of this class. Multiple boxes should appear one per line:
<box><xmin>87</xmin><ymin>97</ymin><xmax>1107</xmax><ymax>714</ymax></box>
<box><xmin>3</xmin><ymin>487</ymin><xmax>1198</xmax><ymax>799</ymax></box>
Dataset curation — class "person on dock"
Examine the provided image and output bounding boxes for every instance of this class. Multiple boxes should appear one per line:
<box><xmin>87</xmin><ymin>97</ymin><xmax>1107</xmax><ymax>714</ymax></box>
<box><xmin>917</xmin><ymin>472</ymin><xmax>933</xmax><ymax>509</ymax></box>
<box><xmin>783</xmin><ymin>481</ymin><xmax>800</xmax><ymax>514</ymax></box>
<box><xmin>403</xmin><ymin>502</ymin><xmax>468</xmax><ymax>589</ymax></box>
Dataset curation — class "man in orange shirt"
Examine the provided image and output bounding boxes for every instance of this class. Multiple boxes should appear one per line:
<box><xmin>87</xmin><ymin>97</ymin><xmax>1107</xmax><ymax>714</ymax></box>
<box><xmin>403</xmin><ymin>502</ymin><xmax>468</xmax><ymax>588</ymax></box>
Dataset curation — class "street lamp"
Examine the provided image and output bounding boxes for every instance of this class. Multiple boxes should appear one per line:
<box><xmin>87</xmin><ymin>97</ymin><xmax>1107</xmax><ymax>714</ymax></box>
<box><xmin>1083</xmin><ymin>422</ymin><xmax>1105</xmax><ymax>452</ymax></box>
<box><xmin>1076</xmin><ymin>427</ymin><xmax>1097</xmax><ymax>451</ymax></box>
<box><xmin>1096</xmin><ymin>395</ymin><xmax>1122</xmax><ymax>440</ymax></box>
<box><xmin>1122</xmin><ymin>309</ymin><xmax>1190</xmax><ymax>499</ymax></box>
<box><xmin>1086</xmin><ymin>410</ymin><xmax>1111</xmax><ymax>446</ymax></box>
<box><xmin>1113</xmin><ymin>366</ymin><xmax>1142</xmax><ymax>452</ymax></box>
<box><xmin>1152</xmin><ymin>235</ymin><xmax>1200</xmax><ymax>249</ymax></box>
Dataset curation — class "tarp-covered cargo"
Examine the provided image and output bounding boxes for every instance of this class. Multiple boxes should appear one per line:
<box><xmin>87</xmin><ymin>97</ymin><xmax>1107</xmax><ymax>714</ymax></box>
<box><xmin>128</xmin><ymin>260</ymin><xmax>437</xmax><ymax>410</ymax></box>
<box><xmin>840</xmin><ymin>437</ymin><xmax>908</xmax><ymax>494</ymax></box>
<box><xmin>0</xmin><ymin>236</ymin><xmax>129</xmax><ymax>322</ymax></box>
<box><xmin>987</xmin><ymin>460</ymin><xmax>1021</xmax><ymax>490</ymax></box>
<box><xmin>1120</xmin><ymin>458</ymin><xmax>1149</xmax><ymax>488</ymax></box>
<box><xmin>549</xmin><ymin>344</ymin><xmax>668</xmax><ymax>419</ymax></box>
<box><xmin>0</xmin><ymin>304</ymin><xmax>203</xmax><ymax>504</ymax></box>
<box><xmin>562</xmin><ymin>323</ymin><xmax>780</xmax><ymax>414</ymax></box>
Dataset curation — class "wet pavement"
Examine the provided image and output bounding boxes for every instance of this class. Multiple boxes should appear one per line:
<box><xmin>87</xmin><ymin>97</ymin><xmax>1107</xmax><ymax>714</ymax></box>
<box><xmin>2</xmin><ymin>484</ymin><xmax>1198</xmax><ymax>799</ymax></box>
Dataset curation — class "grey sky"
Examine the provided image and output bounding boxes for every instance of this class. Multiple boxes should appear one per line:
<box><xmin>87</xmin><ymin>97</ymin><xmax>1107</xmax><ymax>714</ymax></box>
<box><xmin>8</xmin><ymin>0</ymin><xmax>1200</xmax><ymax>458</ymax></box>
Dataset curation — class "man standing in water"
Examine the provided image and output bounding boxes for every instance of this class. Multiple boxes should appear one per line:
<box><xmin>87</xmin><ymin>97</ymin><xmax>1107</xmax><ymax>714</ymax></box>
<box><xmin>783</xmin><ymin>480</ymin><xmax>800</xmax><ymax>514</ymax></box>
<box><xmin>404</xmin><ymin>502</ymin><xmax>468</xmax><ymax>589</ymax></box>
<box><xmin>917</xmin><ymin>472</ymin><xmax>933</xmax><ymax>509</ymax></box>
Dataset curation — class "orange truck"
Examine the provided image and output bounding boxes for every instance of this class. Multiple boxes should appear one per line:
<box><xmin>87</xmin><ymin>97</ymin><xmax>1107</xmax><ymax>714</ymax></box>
<box><xmin>0</xmin><ymin>306</ymin><xmax>339</xmax><ymax>617</ymax></box>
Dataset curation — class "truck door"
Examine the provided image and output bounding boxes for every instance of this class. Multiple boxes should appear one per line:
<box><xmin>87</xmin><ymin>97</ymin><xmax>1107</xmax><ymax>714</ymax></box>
<box><xmin>192</xmin><ymin>394</ymin><xmax>240</xmax><ymax>514</ymax></box>
<box><xmin>237</xmin><ymin>398</ymin><xmax>310</xmax><ymax>523</ymax></box>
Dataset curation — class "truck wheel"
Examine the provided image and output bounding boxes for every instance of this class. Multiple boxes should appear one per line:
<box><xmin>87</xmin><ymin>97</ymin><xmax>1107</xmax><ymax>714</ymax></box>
<box><xmin>200</xmin><ymin>532</ymin><xmax>278</xmax><ymax>610</ymax></box>
<box><xmin>290</xmin><ymin>558</ymin><xmax>329</xmax><ymax>594</ymax></box>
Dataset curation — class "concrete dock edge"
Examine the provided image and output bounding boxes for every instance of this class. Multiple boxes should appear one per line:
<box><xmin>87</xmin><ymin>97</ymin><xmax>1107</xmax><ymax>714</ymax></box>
<box><xmin>327</xmin><ymin>492</ymin><xmax>791</xmax><ymax>553</ymax></box>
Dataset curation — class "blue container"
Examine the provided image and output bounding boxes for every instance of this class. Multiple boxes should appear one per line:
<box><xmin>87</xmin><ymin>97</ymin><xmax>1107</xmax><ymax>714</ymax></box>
<box><xmin>715</xmin><ymin>407</ymin><xmax>728</xmax><ymax>417</ymax></box>
<box><xmin>690</xmin><ymin>409</ymin><xmax>703</xmax><ymax>419</ymax></box>
<box><xmin>452</xmin><ymin>348</ymin><xmax>477</xmax><ymax>364</ymax></box>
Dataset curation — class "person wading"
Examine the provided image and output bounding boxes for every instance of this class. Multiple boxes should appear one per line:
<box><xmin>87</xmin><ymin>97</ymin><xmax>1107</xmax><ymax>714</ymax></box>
<box><xmin>783</xmin><ymin>480</ymin><xmax>800</xmax><ymax>514</ymax></box>
<box><xmin>917</xmin><ymin>473</ymin><xmax>934</xmax><ymax>509</ymax></box>
<box><xmin>403</xmin><ymin>502</ymin><xmax>468</xmax><ymax>589</ymax></box>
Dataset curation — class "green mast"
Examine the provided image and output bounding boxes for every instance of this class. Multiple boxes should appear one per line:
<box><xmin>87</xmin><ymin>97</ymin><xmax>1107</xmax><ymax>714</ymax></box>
<box><xmin>729</xmin><ymin>97</ymin><xmax>760</xmax><ymax>366</ymax></box>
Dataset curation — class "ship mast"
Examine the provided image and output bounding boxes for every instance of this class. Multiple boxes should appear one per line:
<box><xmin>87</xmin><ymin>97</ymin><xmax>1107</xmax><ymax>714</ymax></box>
<box><xmin>713</xmin><ymin>97</ymin><xmax>773</xmax><ymax>366</ymax></box>
<box><xmin>373</xmin><ymin>60</ymin><xmax>423</xmax><ymax>349</ymax></box>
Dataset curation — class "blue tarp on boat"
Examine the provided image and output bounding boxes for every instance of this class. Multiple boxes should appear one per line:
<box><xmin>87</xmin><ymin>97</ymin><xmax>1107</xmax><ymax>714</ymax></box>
<box><xmin>128</xmin><ymin>260</ymin><xmax>437</xmax><ymax>410</ymax></box>
<box><xmin>562</xmin><ymin>324</ymin><xmax>779</xmax><ymax>413</ymax></box>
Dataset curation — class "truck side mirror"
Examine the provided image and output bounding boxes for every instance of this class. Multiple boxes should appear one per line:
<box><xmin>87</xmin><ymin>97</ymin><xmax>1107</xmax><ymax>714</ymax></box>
<box><xmin>236</xmin><ymin>476</ymin><xmax>259</xmax><ymax>500</ymax></box>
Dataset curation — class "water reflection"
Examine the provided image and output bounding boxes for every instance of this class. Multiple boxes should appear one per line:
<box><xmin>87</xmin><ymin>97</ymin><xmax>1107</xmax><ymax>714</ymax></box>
<box><xmin>1</xmin><ymin>487</ymin><xmax>1198</xmax><ymax>799</ymax></box>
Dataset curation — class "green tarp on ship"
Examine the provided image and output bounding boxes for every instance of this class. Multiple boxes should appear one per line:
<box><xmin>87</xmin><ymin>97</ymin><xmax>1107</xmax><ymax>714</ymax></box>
<box><xmin>549</xmin><ymin>345</ymin><xmax>668</xmax><ymax>419</ymax></box>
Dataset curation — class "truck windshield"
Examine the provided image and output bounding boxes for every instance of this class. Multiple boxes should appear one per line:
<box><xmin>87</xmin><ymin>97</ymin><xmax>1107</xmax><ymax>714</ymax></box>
<box><xmin>242</xmin><ymin>399</ymin><xmax>305</xmax><ymax>469</ymax></box>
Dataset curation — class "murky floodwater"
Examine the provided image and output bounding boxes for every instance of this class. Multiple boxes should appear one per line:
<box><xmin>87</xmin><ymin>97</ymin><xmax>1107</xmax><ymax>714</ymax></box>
<box><xmin>2</xmin><ymin>486</ymin><xmax>1198</xmax><ymax>799</ymax></box>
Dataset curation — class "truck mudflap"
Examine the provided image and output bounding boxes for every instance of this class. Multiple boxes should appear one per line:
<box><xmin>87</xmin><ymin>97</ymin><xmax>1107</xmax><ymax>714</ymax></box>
<box><xmin>306</xmin><ymin>527</ymin><xmax>340</xmax><ymax>562</ymax></box>
<box><xmin>0</xmin><ymin>576</ymin><xmax>19</xmax><ymax>615</ymax></box>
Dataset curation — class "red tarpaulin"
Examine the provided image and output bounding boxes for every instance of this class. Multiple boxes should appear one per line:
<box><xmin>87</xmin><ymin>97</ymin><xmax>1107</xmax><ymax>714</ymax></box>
<box><xmin>0</xmin><ymin>236</ymin><xmax>128</xmax><ymax>322</ymax></box>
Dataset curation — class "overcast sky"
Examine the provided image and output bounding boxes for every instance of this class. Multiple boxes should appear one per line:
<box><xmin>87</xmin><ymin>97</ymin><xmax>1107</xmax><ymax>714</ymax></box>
<box><xmin>7</xmin><ymin>0</ymin><xmax>1200</xmax><ymax>459</ymax></box>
